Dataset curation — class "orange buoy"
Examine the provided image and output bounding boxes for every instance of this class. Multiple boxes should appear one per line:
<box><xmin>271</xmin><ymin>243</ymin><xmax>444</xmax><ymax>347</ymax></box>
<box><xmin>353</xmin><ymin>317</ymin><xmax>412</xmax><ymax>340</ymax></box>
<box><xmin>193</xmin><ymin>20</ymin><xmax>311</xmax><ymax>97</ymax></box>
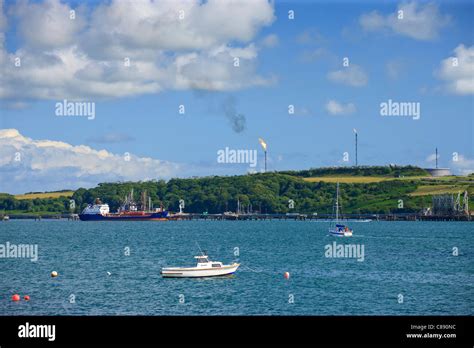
<box><xmin>284</xmin><ymin>272</ymin><xmax>290</xmax><ymax>279</ymax></box>
<box><xmin>51</xmin><ymin>271</ymin><xmax>58</xmax><ymax>278</ymax></box>
<box><xmin>24</xmin><ymin>295</ymin><xmax>30</xmax><ymax>301</ymax></box>
<box><xmin>12</xmin><ymin>294</ymin><xmax>20</xmax><ymax>301</ymax></box>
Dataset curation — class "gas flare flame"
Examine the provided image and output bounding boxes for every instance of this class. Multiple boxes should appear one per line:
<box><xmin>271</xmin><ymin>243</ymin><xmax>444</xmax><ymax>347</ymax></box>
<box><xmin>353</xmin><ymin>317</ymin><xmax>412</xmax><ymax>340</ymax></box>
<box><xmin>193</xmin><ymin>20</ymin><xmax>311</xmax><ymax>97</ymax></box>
<box><xmin>258</xmin><ymin>138</ymin><xmax>267</xmax><ymax>151</ymax></box>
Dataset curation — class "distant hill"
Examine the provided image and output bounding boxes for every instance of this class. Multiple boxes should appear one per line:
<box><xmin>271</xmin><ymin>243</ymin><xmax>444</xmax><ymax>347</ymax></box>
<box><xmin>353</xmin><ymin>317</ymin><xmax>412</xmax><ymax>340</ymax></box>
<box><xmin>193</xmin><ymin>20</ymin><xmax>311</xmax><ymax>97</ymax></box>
<box><xmin>280</xmin><ymin>165</ymin><xmax>429</xmax><ymax>178</ymax></box>
<box><xmin>0</xmin><ymin>166</ymin><xmax>472</xmax><ymax>216</ymax></box>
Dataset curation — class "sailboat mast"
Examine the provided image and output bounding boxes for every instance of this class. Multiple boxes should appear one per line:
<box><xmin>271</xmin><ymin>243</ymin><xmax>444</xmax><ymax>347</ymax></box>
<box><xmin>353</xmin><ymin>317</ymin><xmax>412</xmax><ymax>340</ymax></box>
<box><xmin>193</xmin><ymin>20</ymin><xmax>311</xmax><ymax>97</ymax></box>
<box><xmin>335</xmin><ymin>182</ymin><xmax>339</xmax><ymax>222</ymax></box>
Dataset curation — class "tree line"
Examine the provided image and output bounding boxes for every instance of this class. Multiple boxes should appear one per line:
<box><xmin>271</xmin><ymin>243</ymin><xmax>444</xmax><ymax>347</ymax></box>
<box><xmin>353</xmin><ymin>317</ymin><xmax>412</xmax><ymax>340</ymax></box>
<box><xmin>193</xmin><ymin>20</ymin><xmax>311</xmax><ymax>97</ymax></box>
<box><xmin>0</xmin><ymin>169</ymin><xmax>432</xmax><ymax>215</ymax></box>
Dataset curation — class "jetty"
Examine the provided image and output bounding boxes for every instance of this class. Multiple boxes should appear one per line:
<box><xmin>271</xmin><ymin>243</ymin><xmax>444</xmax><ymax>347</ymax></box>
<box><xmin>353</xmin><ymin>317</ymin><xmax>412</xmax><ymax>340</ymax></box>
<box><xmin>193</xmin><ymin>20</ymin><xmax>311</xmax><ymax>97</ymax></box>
<box><xmin>168</xmin><ymin>212</ymin><xmax>471</xmax><ymax>222</ymax></box>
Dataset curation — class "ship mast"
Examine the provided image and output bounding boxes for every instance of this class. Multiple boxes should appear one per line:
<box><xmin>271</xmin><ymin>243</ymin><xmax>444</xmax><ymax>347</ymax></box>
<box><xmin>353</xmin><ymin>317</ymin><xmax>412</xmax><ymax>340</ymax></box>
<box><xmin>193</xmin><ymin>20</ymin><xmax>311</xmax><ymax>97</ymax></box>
<box><xmin>335</xmin><ymin>182</ymin><xmax>339</xmax><ymax>222</ymax></box>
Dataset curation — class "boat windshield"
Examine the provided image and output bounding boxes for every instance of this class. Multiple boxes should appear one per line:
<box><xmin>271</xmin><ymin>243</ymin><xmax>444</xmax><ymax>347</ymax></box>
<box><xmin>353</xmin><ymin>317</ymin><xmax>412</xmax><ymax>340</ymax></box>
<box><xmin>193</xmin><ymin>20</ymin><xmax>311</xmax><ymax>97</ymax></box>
<box><xmin>197</xmin><ymin>257</ymin><xmax>209</xmax><ymax>263</ymax></box>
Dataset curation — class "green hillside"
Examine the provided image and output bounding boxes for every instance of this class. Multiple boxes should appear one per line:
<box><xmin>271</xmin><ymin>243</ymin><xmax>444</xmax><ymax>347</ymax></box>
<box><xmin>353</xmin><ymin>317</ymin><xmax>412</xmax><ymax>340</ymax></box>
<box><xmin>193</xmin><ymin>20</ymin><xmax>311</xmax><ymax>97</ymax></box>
<box><xmin>0</xmin><ymin>166</ymin><xmax>472</xmax><ymax>216</ymax></box>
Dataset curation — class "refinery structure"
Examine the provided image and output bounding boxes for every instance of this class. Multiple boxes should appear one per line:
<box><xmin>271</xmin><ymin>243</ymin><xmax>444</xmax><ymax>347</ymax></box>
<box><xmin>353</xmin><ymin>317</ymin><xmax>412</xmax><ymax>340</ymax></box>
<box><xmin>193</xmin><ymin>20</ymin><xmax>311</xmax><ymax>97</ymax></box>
<box><xmin>431</xmin><ymin>191</ymin><xmax>470</xmax><ymax>217</ymax></box>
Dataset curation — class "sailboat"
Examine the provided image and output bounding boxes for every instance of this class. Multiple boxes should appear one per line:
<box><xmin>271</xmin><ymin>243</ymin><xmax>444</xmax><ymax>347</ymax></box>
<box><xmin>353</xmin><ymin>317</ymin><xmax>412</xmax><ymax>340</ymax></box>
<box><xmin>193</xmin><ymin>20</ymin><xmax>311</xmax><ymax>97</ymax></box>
<box><xmin>329</xmin><ymin>182</ymin><xmax>353</xmax><ymax>237</ymax></box>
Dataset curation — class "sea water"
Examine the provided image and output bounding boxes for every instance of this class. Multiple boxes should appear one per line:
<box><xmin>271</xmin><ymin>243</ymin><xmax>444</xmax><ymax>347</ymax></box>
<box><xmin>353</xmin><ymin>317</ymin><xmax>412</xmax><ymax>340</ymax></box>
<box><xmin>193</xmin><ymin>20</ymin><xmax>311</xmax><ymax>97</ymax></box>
<box><xmin>0</xmin><ymin>220</ymin><xmax>472</xmax><ymax>315</ymax></box>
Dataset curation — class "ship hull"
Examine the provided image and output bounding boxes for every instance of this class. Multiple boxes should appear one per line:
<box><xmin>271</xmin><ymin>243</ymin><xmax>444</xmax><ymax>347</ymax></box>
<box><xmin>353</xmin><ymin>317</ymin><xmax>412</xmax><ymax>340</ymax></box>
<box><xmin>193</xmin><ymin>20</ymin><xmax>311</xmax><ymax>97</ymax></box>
<box><xmin>79</xmin><ymin>212</ymin><xmax>169</xmax><ymax>221</ymax></box>
<box><xmin>161</xmin><ymin>264</ymin><xmax>240</xmax><ymax>278</ymax></box>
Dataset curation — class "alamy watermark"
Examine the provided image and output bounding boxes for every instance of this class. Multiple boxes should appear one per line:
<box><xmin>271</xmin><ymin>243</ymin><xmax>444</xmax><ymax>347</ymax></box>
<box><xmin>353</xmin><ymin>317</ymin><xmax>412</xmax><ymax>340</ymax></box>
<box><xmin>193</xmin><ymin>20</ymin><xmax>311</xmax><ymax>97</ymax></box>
<box><xmin>0</xmin><ymin>242</ymin><xmax>38</xmax><ymax>262</ymax></box>
<box><xmin>55</xmin><ymin>99</ymin><xmax>95</xmax><ymax>120</ymax></box>
<box><xmin>380</xmin><ymin>99</ymin><xmax>420</xmax><ymax>120</ymax></box>
<box><xmin>217</xmin><ymin>147</ymin><xmax>257</xmax><ymax>167</ymax></box>
<box><xmin>325</xmin><ymin>241</ymin><xmax>365</xmax><ymax>262</ymax></box>
<box><xmin>18</xmin><ymin>322</ymin><xmax>55</xmax><ymax>341</ymax></box>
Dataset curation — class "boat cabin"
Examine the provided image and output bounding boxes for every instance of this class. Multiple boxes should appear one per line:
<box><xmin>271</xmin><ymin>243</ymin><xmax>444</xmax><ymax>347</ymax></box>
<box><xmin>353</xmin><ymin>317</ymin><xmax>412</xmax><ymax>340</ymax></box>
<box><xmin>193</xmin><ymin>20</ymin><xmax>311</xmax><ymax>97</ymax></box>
<box><xmin>336</xmin><ymin>224</ymin><xmax>352</xmax><ymax>232</ymax></box>
<box><xmin>336</xmin><ymin>224</ymin><xmax>347</xmax><ymax>230</ymax></box>
<box><xmin>194</xmin><ymin>255</ymin><xmax>223</xmax><ymax>268</ymax></box>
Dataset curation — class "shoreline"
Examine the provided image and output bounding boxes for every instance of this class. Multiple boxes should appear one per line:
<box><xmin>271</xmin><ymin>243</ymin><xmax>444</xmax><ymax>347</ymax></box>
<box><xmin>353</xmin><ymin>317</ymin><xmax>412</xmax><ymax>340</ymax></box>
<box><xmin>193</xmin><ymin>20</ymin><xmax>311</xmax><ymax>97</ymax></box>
<box><xmin>1</xmin><ymin>213</ymin><xmax>472</xmax><ymax>222</ymax></box>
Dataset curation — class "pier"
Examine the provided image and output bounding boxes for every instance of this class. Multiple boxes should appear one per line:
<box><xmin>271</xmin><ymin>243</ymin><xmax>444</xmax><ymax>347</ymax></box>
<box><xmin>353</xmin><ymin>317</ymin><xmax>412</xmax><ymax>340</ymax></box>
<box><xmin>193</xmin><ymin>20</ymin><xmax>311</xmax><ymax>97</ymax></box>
<box><xmin>168</xmin><ymin>212</ymin><xmax>471</xmax><ymax>222</ymax></box>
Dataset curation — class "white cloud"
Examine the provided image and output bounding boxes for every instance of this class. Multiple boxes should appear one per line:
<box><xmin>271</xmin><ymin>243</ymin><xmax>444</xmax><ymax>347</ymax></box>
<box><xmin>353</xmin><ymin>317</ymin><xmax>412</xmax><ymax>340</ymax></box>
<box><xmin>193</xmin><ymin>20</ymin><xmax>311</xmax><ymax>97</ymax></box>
<box><xmin>327</xmin><ymin>65</ymin><xmax>368</xmax><ymax>87</ymax></box>
<box><xmin>12</xmin><ymin>0</ymin><xmax>86</xmax><ymax>49</ymax></box>
<box><xmin>325</xmin><ymin>100</ymin><xmax>356</xmax><ymax>115</ymax></box>
<box><xmin>82</xmin><ymin>0</ymin><xmax>274</xmax><ymax>57</ymax></box>
<box><xmin>436</xmin><ymin>44</ymin><xmax>474</xmax><ymax>95</ymax></box>
<box><xmin>0</xmin><ymin>0</ymin><xmax>276</xmax><ymax>102</ymax></box>
<box><xmin>172</xmin><ymin>44</ymin><xmax>275</xmax><ymax>91</ymax></box>
<box><xmin>359</xmin><ymin>2</ymin><xmax>450</xmax><ymax>41</ymax></box>
<box><xmin>0</xmin><ymin>129</ymin><xmax>182</xmax><ymax>193</ymax></box>
<box><xmin>451</xmin><ymin>154</ymin><xmax>474</xmax><ymax>175</ymax></box>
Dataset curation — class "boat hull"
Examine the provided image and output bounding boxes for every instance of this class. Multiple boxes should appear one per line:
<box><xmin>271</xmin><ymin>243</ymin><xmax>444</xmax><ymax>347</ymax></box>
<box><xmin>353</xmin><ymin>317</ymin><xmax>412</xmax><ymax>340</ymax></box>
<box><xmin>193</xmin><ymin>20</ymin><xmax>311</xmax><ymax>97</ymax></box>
<box><xmin>79</xmin><ymin>212</ymin><xmax>169</xmax><ymax>221</ymax></box>
<box><xmin>329</xmin><ymin>228</ymin><xmax>353</xmax><ymax>237</ymax></box>
<box><xmin>161</xmin><ymin>263</ymin><xmax>240</xmax><ymax>278</ymax></box>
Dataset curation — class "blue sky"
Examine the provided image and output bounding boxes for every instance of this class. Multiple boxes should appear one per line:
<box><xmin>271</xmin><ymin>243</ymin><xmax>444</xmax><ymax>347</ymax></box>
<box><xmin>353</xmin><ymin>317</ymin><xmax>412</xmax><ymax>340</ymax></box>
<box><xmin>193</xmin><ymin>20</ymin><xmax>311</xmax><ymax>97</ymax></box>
<box><xmin>0</xmin><ymin>0</ymin><xmax>473</xmax><ymax>193</ymax></box>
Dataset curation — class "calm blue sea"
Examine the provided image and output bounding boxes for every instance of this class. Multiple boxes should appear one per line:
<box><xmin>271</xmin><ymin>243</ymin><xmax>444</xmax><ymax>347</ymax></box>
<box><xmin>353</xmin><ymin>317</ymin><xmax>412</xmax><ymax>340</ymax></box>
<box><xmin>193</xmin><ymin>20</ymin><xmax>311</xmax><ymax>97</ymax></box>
<box><xmin>0</xmin><ymin>220</ymin><xmax>472</xmax><ymax>315</ymax></box>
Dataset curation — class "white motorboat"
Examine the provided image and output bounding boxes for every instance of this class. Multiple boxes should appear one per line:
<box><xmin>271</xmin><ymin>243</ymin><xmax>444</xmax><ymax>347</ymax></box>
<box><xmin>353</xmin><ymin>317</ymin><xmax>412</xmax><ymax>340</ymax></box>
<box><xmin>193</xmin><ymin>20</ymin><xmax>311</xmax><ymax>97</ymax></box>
<box><xmin>161</xmin><ymin>254</ymin><xmax>240</xmax><ymax>278</ymax></box>
<box><xmin>328</xmin><ymin>182</ymin><xmax>353</xmax><ymax>237</ymax></box>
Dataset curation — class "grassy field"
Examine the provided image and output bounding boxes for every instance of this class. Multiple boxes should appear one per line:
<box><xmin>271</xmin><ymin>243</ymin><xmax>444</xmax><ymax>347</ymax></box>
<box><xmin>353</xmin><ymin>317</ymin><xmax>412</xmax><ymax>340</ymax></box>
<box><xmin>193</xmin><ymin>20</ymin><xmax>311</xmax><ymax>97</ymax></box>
<box><xmin>409</xmin><ymin>185</ymin><xmax>469</xmax><ymax>197</ymax></box>
<box><xmin>418</xmin><ymin>175</ymin><xmax>474</xmax><ymax>183</ymax></box>
<box><xmin>302</xmin><ymin>176</ymin><xmax>430</xmax><ymax>184</ymax></box>
<box><xmin>14</xmin><ymin>191</ymin><xmax>74</xmax><ymax>200</ymax></box>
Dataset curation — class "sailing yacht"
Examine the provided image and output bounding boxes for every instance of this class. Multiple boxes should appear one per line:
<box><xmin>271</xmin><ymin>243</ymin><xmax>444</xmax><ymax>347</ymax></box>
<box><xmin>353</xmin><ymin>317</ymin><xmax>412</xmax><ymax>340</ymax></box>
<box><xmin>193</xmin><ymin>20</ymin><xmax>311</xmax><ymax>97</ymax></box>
<box><xmin>329</xmin><ymin>182</ymin><xmax>353</xmax><ymax>237</ymax></box>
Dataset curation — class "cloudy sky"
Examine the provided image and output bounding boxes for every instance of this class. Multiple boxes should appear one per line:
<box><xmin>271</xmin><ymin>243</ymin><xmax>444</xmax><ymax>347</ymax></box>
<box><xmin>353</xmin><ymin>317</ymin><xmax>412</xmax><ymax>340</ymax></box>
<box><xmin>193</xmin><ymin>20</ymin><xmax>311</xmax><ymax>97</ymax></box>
<box><xmin>0</xmin><ymin>0</ymin><xmax>473</xmax><ymax>194</ymax></box>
